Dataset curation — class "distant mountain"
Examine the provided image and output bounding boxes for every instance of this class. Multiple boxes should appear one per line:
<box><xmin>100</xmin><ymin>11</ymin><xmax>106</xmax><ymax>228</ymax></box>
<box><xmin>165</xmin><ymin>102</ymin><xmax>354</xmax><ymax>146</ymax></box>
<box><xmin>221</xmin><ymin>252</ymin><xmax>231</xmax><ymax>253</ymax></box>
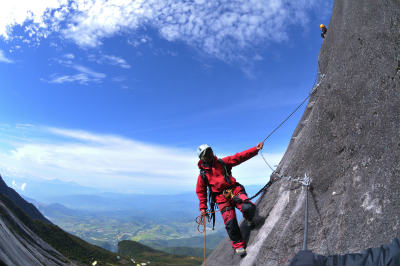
<box><xmin>24</xmin><ymin>184</ymin><xmax>266</xmax><ymax>217</ymax></box>
<box><xmin>20</xmin><ymin>180</ymin><xmax>265</xmax><ymax>256</ymax></box>
<box><xmin>2</xmin><ymin>176</ymin><xmax>99</xmax><ymax>201</ymax></box>
<box><xmin>41</xmin><ymin>192</ymin><xmax>199</xmax><ymax>214</ymax></box>
<box><xmin>118</xmin><ymin>240</ymin><xmax>203</xmax><ymax>266</ymax></box>
<box><xmin>3</xmin><ymin>173</ymin><xmax>267</xmax><ymax>260</ymax></box>
<box><xmin>37</xmin><ymin>202</ymin><xmax>87</xmax><ymax>217</ymax></box>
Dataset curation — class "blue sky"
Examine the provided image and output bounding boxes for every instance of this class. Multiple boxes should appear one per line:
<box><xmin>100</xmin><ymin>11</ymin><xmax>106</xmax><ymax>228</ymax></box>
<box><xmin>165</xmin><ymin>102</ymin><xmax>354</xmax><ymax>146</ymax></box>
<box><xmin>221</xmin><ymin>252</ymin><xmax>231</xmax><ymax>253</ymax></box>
<box><xmin>0</xmin><ymin>0</ymin><xmax>333</xmax><ymax>194</ymax></box>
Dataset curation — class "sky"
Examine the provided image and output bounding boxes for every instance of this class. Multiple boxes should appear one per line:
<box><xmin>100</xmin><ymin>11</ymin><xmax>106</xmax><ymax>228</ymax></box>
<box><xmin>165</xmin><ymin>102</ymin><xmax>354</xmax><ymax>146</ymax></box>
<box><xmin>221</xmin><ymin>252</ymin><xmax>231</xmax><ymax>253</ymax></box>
<box><xmin>0</xmin><ymin>0</ymin><xmax>333</xmax><ymax>194</ymax></box>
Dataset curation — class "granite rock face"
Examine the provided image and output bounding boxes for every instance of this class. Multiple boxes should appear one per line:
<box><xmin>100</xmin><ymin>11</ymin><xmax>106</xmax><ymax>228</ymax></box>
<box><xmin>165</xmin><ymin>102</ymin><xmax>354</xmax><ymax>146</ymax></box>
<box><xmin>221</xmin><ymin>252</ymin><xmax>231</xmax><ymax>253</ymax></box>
<box><xmin>0</xmin><ymin>195</ymin><xmax>74</xmax><ymax>266</ymax></box>
<box><xmin>206</xmin><ymin>0</ymin><xmax>400</xmax><ymax>265</ymax></box>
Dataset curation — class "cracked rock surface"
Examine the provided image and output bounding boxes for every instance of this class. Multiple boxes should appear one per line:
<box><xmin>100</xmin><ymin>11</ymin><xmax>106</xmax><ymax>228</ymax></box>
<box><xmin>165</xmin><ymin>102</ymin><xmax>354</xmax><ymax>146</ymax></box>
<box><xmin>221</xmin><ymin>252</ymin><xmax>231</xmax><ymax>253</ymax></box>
<box><xmin>0</xmin><ymin>198</ymin><xmax>74</xmax><ymax>266</ymax></box>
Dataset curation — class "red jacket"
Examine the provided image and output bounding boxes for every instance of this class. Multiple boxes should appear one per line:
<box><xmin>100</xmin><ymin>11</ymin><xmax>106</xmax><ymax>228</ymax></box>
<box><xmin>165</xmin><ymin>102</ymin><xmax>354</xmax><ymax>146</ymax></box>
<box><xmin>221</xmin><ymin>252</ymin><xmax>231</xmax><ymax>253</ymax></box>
<box><xmin>196</xmin><ymin>146</ymin><xmax>259</xmax><ymax>210</ymax></box>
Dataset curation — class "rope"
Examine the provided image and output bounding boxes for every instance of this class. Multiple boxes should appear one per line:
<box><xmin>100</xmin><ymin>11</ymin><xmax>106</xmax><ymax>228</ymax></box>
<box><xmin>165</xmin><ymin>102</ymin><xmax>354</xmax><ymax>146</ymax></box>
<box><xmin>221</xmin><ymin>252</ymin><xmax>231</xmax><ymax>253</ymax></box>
<box><xmin>202</xmin><ymin>215</ymin><xmax>206</xmax><ymax>266</ymax></box>
<box><xmin>248</xmin><ymin>180</ymin><xmax>273</xmax><ymax>201</ymax></box>
<box><xmin>195</xmin><ymin>210</ymin><xmax>221</xmax><ymax>266</ymax></box>
<box><xmin>195</xmin><ymin>210</ymin><xmax>220</xmax><ymax>234</ymax></box>
<box><xmin>247</xmin><ymin>172</ymin><xmax>311</xmax><ymax>201</ymax></box>
<box><xmin>261</xmin><ymin>94</ymin><xmax>311</xmax><ymax>144</ymax></box>
<box><xmin>249</xmin><ymin>72</ymin><xmax>324</xmax><ymax>201</ymax></box>
<box><xmin>260</xmin><ymin>72</ymin><xmax>323</xmax><ymax>144</ymax></box>
<box><xmin>259</xmin><ymin>151</ymin><xmax>275</xmax><ymax>172</ymax></box>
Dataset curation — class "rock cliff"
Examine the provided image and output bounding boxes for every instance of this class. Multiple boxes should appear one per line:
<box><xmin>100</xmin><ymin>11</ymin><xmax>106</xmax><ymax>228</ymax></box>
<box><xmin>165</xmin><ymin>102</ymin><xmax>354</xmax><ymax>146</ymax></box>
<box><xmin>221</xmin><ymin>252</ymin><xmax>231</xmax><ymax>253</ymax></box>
<box><xmin>0</xmin><ymin>192</ymin><xmax>73</xmax><ymax>266</ymax></box>
<box><xmin>206</xmin><ymin>0</ymin><xmax>400</xmax><ymax>265</ymax></box>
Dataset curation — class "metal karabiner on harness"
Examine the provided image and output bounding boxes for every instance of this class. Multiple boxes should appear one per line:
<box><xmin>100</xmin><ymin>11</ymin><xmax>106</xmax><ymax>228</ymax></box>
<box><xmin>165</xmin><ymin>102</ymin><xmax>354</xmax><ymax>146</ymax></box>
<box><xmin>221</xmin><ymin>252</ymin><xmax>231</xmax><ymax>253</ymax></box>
<box><xmin>223</xmin><ymin>187</ymin><xmax>246</xmax><ymax>204</ymax></box>
<box><xmin>222</xmin><ymin>188</ymin><xmax>234</xmax><ymax>200</ymax></box>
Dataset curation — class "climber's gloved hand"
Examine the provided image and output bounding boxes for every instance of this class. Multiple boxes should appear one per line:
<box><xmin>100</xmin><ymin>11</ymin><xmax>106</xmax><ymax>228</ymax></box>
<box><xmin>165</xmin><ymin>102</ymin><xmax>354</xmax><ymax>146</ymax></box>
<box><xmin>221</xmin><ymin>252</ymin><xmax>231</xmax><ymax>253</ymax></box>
<box><xmin>256</xmin><ymin>141</ymin><xmax>264</xmax><ymax>150</ymax></box>
<box><xmin>200</xmin><ymin>209</ymin><xmax>207</xmax><ymax>217</ymax></box>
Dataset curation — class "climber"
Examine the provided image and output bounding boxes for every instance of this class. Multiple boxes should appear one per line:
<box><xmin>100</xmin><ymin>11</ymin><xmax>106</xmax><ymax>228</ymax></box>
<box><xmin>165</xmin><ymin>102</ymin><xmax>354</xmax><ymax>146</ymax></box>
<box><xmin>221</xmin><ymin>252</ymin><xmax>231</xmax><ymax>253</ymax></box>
<box><xmin>320</xmin><ymin>24</ymin><xmax>327</xmax><ymax>38</ymax></box>
<box><xmin>196</xmin><ymin>142</ymin><xmax>264</xmax><ymax>257</ymax></box>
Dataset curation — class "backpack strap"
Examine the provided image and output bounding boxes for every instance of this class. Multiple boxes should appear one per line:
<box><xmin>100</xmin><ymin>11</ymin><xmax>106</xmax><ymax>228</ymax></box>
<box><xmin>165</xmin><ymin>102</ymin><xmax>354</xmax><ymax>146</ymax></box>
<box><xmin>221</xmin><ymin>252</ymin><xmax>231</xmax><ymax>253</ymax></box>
<box><xmin>218</xmin><ymin>159</ymin><xmax>232</xmax><ymax>185</ymax></box>
<box><xmin>200</xmin><ymin>169</ymin><xmax>216</xmax><ymax>230</ymax></box>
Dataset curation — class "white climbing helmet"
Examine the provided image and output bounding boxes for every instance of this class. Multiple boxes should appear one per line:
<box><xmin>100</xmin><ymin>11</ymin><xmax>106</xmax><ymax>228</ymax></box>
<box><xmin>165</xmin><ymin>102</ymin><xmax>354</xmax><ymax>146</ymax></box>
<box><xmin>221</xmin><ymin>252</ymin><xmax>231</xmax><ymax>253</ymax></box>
<box><xmin>197</xmin><ymin>144</ymin><xmax>211</xmax><ymax>158</ymax></box>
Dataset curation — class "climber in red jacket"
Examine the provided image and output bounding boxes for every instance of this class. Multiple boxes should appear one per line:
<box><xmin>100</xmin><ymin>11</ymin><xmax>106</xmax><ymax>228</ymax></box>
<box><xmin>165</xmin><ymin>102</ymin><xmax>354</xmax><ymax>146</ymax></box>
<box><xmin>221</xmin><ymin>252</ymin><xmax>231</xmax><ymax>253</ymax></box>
<box><xmin>196</xmin><ymin>142</ymin><xmax>264</xmax><ymax>256</ymax></box>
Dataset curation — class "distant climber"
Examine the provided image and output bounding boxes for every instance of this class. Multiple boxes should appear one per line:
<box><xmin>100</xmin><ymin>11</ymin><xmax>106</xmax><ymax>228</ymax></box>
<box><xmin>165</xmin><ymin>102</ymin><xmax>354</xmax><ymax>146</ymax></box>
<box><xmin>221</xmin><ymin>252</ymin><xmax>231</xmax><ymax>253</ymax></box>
<box><xmin>320</xmin><ymin>24</ymin><xmax>327</xmax><ymax>38</ymax></box>
<box><xmin>196</xmin><ymin>142</ymin><xmax>264</xmax><ymax>257</ymax></box>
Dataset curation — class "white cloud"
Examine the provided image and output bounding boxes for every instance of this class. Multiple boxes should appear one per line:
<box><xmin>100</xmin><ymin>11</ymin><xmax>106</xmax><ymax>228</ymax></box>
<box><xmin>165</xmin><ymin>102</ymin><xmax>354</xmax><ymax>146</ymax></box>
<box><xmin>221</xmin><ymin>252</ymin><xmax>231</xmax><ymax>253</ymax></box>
<box><xmin>64</xmin><ymin>53</ymin><xmax>74</xmax><ymax>59</ymax></box>
<box><xmin>0</xmin><ymin>0</ymin><xmax>69</xmax><ymax>40</ymax></box>
<box><xmin>10</xmin><ymin>179</ymin><xmax>27</xmax><ymax>191</ymax></box>
<box><xmin>0</xmin><ymin>125</ymin><xmax>283</xmax><ymax>192</ymax></box>
<box><xmin>72</xmin><ymin>64</ymin><xmax>106</xmax><ymax>79</ymax></box>
<box><xmin>88</xmin><ymin>54</ymin><xmax>131</xmax><ymax>69</ymax></box>
<box><xmin>0</xmin><ymin>50</ymin><xmax>14</xmax><ymax>63</ymax></box>
<box><xmin>45</xmin><ymin>61</ymin><xmax>106</xmax><ymax>84</ymax></box>
<box><xmin>102</xmin><ymin>55</ymin><xmax>131</xmax><ymax>69</ymax></box>
<box><xmin>0</xmin><ymin>0</ymin><xmax>324</xmax><ymax>61</ymax></box>
<box><xmin>46</xmin><ymin>73</ymin><xmax>91</xmax><ymax>84</ymax></box>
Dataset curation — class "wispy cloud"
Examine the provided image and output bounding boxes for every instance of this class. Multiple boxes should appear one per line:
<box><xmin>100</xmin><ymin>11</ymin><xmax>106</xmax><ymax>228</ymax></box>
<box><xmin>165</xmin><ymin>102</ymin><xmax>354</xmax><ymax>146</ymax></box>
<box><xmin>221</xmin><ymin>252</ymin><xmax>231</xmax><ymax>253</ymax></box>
<box><xmin>72</xmin><ymin>64</ymin><xmax>106</xmax><ymax>79</ymax></box>
<box><xmin>0</xmin><ymin>50</ymin><xmax>13</xmax><ymax>63</ymax></box>
<box><xmin>0</xmin><ymin>125</ymin><xmax>282</xmax><ymax>192</ymax></box>
<box><xmin>64</xmin><ymin>53</ymin><xmax>74</xmax><ymax>59</ymax></box>
<box><xmin>102</xmin><ymin>55</ymin><xmax>131</xmax><ymax>69</ymax></box>
<box><xmin>0</xmin><ymin>0</ymin><xmax>325</xmax><ymax>61</ymax></box>
<box><xmin>88</xmin><ymin>54</ymin><xmax>131</xmax><ymax>69</ymax></box>
<box><xmin>46</xmin><ymin>73</ymin><xmax>92</xmax><ymax>84</ymax></box>
<box><xmin>45</xmin><ymin>57</ymin><xmax>106</xmax><ymax>84</ymax></box>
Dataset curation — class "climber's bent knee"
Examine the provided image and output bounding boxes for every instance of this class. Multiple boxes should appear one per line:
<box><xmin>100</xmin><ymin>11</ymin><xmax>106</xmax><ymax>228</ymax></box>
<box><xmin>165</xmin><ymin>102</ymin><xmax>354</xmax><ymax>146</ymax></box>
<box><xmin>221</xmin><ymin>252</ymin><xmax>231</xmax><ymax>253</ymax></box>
<box><xmin>225</xmin><ymin>218</ymin><xmax>242</xmax><ymax>242</ymax></box>
<box><xmin>242</xmin><ymin>201</ymin><xmax>256</xmax><ymax>221</ymax></box>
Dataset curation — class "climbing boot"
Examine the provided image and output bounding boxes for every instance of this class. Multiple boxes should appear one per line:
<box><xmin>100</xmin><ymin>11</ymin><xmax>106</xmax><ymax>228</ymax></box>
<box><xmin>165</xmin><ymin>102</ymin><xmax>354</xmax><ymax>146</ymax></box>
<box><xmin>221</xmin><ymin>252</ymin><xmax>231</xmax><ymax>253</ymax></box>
<box><xmin>235</xmin><ymin>247</ymin><xmax>247</xmax><ymax>257</ymax></box>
